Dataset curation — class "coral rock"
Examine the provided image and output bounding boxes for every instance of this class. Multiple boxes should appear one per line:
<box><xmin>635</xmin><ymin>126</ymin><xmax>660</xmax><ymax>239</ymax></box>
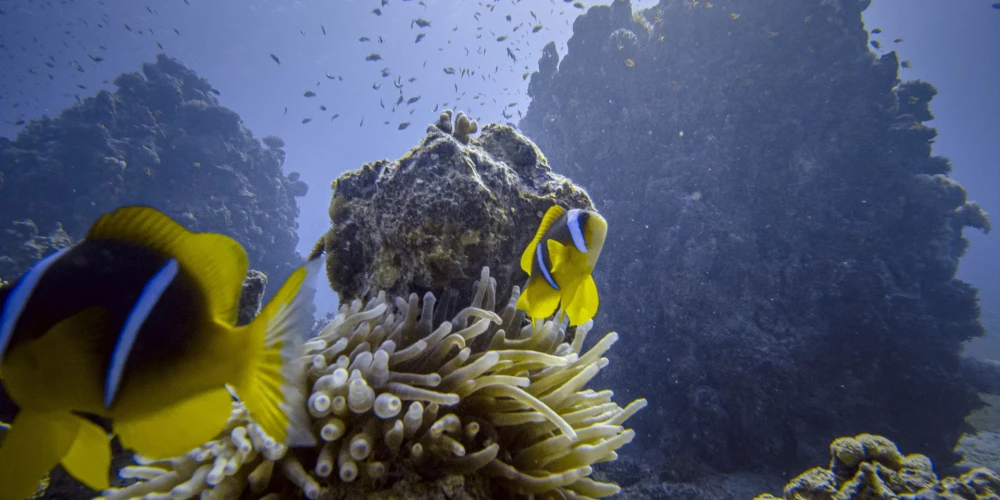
<box><xmin>754</xmin><ymin>434</ymin><xmax>1000</xmax><ymax>500</ymax></box>
<box><xmin>311</xmin><ymin>117</ymin><xmax>593</xmax><ymax>309</ymax></box>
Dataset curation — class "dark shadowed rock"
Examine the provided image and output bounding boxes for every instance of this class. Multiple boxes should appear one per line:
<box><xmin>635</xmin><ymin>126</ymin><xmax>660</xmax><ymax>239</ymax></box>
<box><xmin>520</xmin><ymin>0</ymin><xmax>990</xmax><ymax>476</ymax></box>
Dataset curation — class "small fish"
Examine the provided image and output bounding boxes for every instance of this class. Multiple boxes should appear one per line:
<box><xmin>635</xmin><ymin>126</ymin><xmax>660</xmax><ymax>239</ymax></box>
<box><xmin>284</xmin><ymin>107</ymin><xmax>288</xmax><ymax>115</ymax></box>
<box><xmin>359</xmin><ymin>36</ymin><xmax>370</xmax><ymax>42</ymax></box>
<box><xmin>360</xmin><ymin>117</ymin><xmax>365</xmax><ymax>127</ymax></box>
<box><xmin>993</xmin><ymin>2</ymin><xmax>1000</xmax><ymax>9</ymax></box>
<box><xmin>398</xmin><ymin>122</ymin><xmax>410</xmax><ymax>130</ymax></box>
<box><xmin>331</xmin><ymin>114</ymin><xmax>340</xmax><ymax>120</ymax></box>
<box><xmin>396</xmin><ymin>95</ymin><xmax>404</xmax><ymax>106</ymax></box>
<box><xmin>302</xmin><ymin>118</ymin><xmax>312</xmax><ymax>124</ymax></box>
<box><xmin>901</xmin><ymin>60</ymin><xmax>911</xmax><ymax>68</ymax></box>
<box><xmin>270</xmin><ymin>53</ymin><xmax>281</xmax><ymax>65</ymax></box>
<box><xmin>507</xmin><ymin>47</ymin><xmax>517</xmax><ymax>62</ymax></box>
<box><xmin>497</xmin><ymin>35</ymin><xmax>507</xmax><ymax>42</ymax></box>
<box><xmin>532</xmin><ymin>24</ymin><xmax>542</xmax><ymax>33</ymax></box>
<box><xmin>319</xmin><ymin>105</ymin><xmax>327</xmax><ymax>111</ymax></box>
<box><xmin>89</xmin><ymin>55</ymin><xmax>104</xmax><ymax>62</ymax></box>
<box><xmin>0</xmin><ymin>207</ymin><xmax>317</xmax><ymax>499</ymax></box>
<box><xmin>326</xmin><ymin>73</ymin><xmax>336</xmax><ymax>79</ymax></box>
<box><xmin>506</xmin><ymin>14</ymin><xmax>512</xmax><ymax>21</ymax></box>
<box><xmin>415</xmin><ymin>33</ymin><xmax>426</xmax><ymax>43</ymax></box>
<box><xmin>372</xmin><ymin>8</ymin><xmax>382</xmax><ymax>15</ymax></box>
<box><xmin>373</xmin><ymin>83</ymin><xmax>381</xmax><ymax>90</ymax></box>
<box><xmin>408</xmin><ymin>77</ymin><xmax>417</xmax><ymax>83</ymax></box>
<box><xmin>209</xmin><ymin>89</ymin><xmax>220</xmax><ymax>96</ymax></box>
<box><xmin>871</xmin><ymin>28</ymin><xmax>882</xmax><ymax>34</ymax></box>
<box><xmin>893</xmin><ymin>38</ymin><xmax>903</xmax><ymax>43</ymax></box>
<box><xmin>516</xmin><ymin>206</ymin><xmax>608</xmax><ymax>327</ymax></box>
<box><xmin>303</xmin><ymin>90</ymin><xmax>316</xmax><ymax>97</ymax></box>
<box><xmin>366</xmin><ymin>53</ymin><xmax>383</xmax><ymax>62</ymax></box>
<box><xmin>443</xmin><ymin>67</ymin><xmax>456</xmax><ymax>74</ymax></box>
<box><xmin>193</xmin><ymin>162</ymin><xmax>201</xmax><ymax>167</ymax></box>
<box><xmin>321</xmin><ymin>24</ymin><xmax>326</xmax><ymax>35</ymax></box>
<box><xmin>411</xmin><ymin>18</ymin><xmax>431</xmax><ymax>28</ymax></box>
<box><xmin>870</xmin><ymin>40</ymin><xmax>880</xmax><ymax>49</ymax></box>
<box><xmin>173</xmin><ymin>28</ymin><xmax>180</xmax><ymax>35</ymax></box>
<box><xmin>123</xmin><ymin>23</ymin><xmax>132</xmax><ymax>31</ymax></box>
<box><xmin>730</xmin><ymin>12</ymin><xmax>740</xmax><ymax>19</ymax></box>
<box><xmin>406</xmin><ymin>96</ymin><xmax>420</xmax><ymax>105</ymax></box>
<box><xmin>573</xmin><ymin>2</ymin><xmax>584</xmax><ymax>9</ymax></box>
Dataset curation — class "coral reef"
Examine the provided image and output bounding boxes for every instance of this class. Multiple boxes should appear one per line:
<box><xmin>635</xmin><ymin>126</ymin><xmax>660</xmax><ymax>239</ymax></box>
<box><xmin>0</xmin><ymin>54</ymin><xmax>307</xmax><ymax>291</ymax></box>
<box><xmin>753</xmin><ymin>434</ymin><xmax>1000</xmax><ymax>499</ymax></box>
<box><xmin>520</xmin><ymin>0</ymin><xmax>991</xmax><ymax>474</ymax></box>
<box><xmin>310</xmin><ymin>114</ymin><xmax>593</xmax><ymax>309</ymax></box>
<box><xmin>103</xmin><ymin>267</ymin><xmax>645</xmax><ymax>499</ymax></box>
<box><xmin>0</xmin><ymin>219</ymin><xmax>73</xmax><ymax>284</ymax></box>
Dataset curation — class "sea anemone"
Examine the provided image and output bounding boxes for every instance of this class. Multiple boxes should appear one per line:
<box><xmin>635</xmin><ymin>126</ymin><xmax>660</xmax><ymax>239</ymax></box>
<box><xmin>102</xmin><ymin>267</ymin><xmax>645</xmax><ymax>499</ymax></box>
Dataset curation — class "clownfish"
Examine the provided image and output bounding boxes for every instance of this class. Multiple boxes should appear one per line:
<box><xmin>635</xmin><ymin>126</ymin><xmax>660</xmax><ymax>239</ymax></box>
<box><xmin>0</xmin><ymin>206</ymin><xmax>318</xmax><ymax>500</ymax></box>
<box><xmin>516</xmin><ymin>205</ymin><xmax>608</xmax><ymax>327</ymax></box>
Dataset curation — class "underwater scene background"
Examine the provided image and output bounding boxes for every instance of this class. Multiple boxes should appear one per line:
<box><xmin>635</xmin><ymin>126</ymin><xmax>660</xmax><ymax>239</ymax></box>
<box><xmin>0</xmin><ymin>0</ymin><xmax>998</xmax><ymax>498</ymax></box>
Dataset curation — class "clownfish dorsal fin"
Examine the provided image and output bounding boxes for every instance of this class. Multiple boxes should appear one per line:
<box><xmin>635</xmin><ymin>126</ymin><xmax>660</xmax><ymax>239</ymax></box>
<box><xmin>86</xmin><ymin>206</ymin><xmax>248</xmax><ymax>325</ymax></box>
<box><xmin>520</xmin><ymin>205</ymin><xmax>566</xmax><ymax>274</ymax></box>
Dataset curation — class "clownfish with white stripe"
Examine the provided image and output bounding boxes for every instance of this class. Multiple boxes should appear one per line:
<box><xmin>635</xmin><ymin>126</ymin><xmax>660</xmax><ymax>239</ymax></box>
<box><xmin>516</xmin><ymin>205</ymin><xmax>608</xmax><ymax>327</ymax></box>
<box><xmin>0</xmin><ymin>206</ymin><xmax>318</xmax><ymax>500</ymax></box>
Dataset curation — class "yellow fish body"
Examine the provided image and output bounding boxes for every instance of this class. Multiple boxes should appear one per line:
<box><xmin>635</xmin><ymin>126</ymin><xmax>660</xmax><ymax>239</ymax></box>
<box><xmin>0</xmin><ymin>206</ymin><xmax>317</xmax><ymax>500</ymax></box>
<box><xmin>516</xmin><ymin>205</ymin><xmax>607</xmax><ymax>327</ymax></box>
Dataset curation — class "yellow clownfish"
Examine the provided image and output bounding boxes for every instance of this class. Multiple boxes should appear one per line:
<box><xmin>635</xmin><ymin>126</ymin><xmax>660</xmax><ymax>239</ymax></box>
<box><xmin>516</xmin><ymin>205</ymin><xmax>608</xmax><ymax>327</ymax></box>
<box><xmin>0</xmin><ymin>206</ymin><xmax>318</xmax><ymax>500</ymax></box>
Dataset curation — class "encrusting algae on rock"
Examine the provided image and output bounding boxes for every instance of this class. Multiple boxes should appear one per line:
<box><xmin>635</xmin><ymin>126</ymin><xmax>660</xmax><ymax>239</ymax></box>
<box><xmin>754</xmin><ymin>434</ymin><xmax>1000</xmax><ymax>500</ymax></box>
<box><xmin>103</xmin><ymin>267</ymin><xmax>646</xmax><ymax>499</ymax></box>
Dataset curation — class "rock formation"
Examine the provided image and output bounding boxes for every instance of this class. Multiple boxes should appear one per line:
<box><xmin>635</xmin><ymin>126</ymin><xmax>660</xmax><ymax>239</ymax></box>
<box><xmin>521</xmin><ymin>0</ymin><xmax>991</xmax><ymax>475</ymax></box>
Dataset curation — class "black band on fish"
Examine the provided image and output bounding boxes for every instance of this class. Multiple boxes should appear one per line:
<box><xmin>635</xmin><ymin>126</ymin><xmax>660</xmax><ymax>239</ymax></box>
<box><xmin>105</xmin><ymin>258</ymin><xmax>179</xmax><ymax>408</ymax></box>
<box><xmin>536</xmin><ymin>242</ymin><xmax>560</xmax><ymax>290</ymax></box>
<box><xmin>567</xmin><ymin>209</ymin><xmax>589</xmax><ymax>254</ymax></box>
<box><xmin>0</xmin><ymin>247</ymin><xmax>70</xmax><ymax>360</ymax></box>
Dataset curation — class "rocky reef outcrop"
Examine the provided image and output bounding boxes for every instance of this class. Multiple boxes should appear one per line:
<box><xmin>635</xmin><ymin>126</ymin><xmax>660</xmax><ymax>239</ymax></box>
<box><xmin>0</xmin><ymin>54</ymin><xmax>307</xmax><ymax>289</ymax></box>
<box><xmin>521</xmin><ymin>0</ymin><xmax>991</xmax><ymax>476</ymax></box>
<box><xmin>311</xmin><ymin>110</ymin><xmax>593</xmax><ymax>310</ymax></box>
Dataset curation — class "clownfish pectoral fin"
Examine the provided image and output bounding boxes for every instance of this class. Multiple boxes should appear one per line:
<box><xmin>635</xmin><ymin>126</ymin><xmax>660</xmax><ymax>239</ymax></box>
<box><xmin>0</xmin><ymin>410</ymin><xmax>109</xmax><ymax>500</ymax></box>
<box><xmin>235</xmin><ymin>257</ymin><xmax>320</xmax><ymax>448</ymax></box>
<box><xmin>2</xmin><ymin>307</ymin><xmax>108</xmax><ymax>411</ymax></box>
<box><xmin>86</xmin><ymin>206</ymin><xmax>249</xmax><ymax>325</ymax></box>
<box><xmin>115</xmin><ymin>387</ymin><xmax>233</xmax><ymax>459</ymax></box>
<box><xmin>60</xmin><ymin>415</ymin><xmax>112</xmax><ymax>491</ymax></box>
<box><xmin>520</xmin><ymin>205</ymin><xmax>566</xmax><ymax>274</ymax></box>
<box><xmin>516</xmin><ymin>274</ymin><xmax>562</xmax><ymax>327</ymax></box>
<box><xmin>546</xmin><ymin>238</ymin><xmax>570</xmax><ymax>274</ymax></box>
<box><xmin>562</xmin><ymin>274</ymin><xmax>599</xmax><ymax>326</ymax></box>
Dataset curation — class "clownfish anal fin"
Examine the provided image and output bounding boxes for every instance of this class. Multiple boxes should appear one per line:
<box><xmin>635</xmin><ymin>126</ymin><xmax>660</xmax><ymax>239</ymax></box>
<box><xmin>115</xmin><ymin>387</ymin><xmax>232</xmax><ymax>460</ymax></box>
